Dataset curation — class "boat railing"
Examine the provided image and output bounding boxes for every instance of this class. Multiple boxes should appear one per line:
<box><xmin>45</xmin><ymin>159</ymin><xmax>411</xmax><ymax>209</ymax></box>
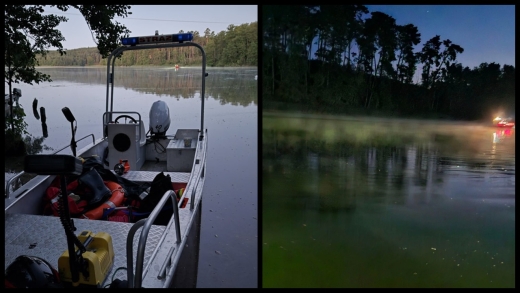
<box><xmin>126</xmin><ymin>189</ymin><xmax>181</xmax><ymax>288</ymax></box>
<box><xmin>102</xmin><ymin>111</ymin><xmax>143</xmax><ymax>139</ymax></box>
<box><xmin>189</xmin><ymin>131</ymin><xmax>206</xmax><ymax>210</ymax></box>
<box><xmin>105</xmin><ymin>40</ymin><xmax>206</xmax><ymax>137</ymax></box>
<box><xmin>5</xmin><ymin>134</ymin><xmax>96</xmax><ymax>199</ymax></box>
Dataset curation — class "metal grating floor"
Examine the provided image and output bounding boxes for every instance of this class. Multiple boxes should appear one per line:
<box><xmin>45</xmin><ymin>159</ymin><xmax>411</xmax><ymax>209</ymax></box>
<box><xmin>111</xmin><ymin>170</ymin><xmax>190</xmax><ymax>183</ymax></box>
<box><xmin>5</xmin><ymin>213</ymin><xmax>166</xmax><ymax>288</ymax></box>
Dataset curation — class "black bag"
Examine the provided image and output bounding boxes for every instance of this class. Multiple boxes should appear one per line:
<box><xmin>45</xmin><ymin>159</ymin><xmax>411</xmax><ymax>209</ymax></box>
<box><xmin>137</xmin><ymin>172</ymin><xmax>174</xmax><ymax>225</ymax></box>
<box><xmin>82</xmin><ymin>155</ymin><xmax>150</xmax><ymax>201</ymax></box>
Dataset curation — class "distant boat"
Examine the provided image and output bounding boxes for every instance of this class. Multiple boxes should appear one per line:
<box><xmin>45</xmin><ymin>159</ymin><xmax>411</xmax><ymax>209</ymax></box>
<box><xmin>493</xmin><ymin>116</ymin><xmax>515</xmax><ymax>128</ymax></box>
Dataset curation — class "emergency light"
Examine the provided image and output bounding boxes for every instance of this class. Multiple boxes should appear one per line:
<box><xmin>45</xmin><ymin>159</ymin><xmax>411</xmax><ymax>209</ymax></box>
<box><xmin>121</xmin><ymin>33</ymin><xmax>194</xmax><ymax>46</ymax></box>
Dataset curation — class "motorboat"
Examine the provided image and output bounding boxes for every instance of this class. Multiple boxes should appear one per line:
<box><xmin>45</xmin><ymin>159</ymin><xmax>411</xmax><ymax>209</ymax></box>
<box><xmin>493</xmin><ymin>116</ymin><xmax>515</xmax><ymax>128</ymax></box>
<box><xmin>5</xmin><ymin>32</ymin><xmax>208</xmax><ymax>288</ymax></box>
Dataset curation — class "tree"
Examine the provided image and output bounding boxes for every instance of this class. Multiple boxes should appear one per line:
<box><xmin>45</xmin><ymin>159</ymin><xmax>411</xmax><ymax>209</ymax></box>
<box><xmin>5</xmin><ymin>4</ymin><xmax>132</xmax><ymax>152</ymax></box>
<box><xmin>395</xmin><ymin>24</ymin><xmax>421</xmax><ymax>83</ymax></box>
<box><xmin>419</xmin><ymin>35</ymin><xmax>463</xmax><ymax>110</ymax></box>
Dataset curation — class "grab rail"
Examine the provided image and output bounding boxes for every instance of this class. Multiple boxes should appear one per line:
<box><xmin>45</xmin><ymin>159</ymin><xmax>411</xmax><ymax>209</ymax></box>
<box><xmin>5</xmin><ymin>134</ymin><xmax>95</xmax><ymax>198</ymax></box>
<box><xmin>126</xmin><ymin>189</ymin><xmax>181</xmax><ymax>288</ymax></box>
<box><xmin>102</xmin><ymin>111</ymin><xmax>143</xmax><ymax>139</ymax></box>
<box><xmin>51</xmin><ymin>134</ymin><xmax>96</xmax><ymax>155</ymax></box>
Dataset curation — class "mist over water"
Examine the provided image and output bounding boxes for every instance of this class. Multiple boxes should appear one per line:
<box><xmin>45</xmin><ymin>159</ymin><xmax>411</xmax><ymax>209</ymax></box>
<box><xmin>263</xmin><ymin>113</ymin><xmax>514</xmax><ymax>288</ymax></box>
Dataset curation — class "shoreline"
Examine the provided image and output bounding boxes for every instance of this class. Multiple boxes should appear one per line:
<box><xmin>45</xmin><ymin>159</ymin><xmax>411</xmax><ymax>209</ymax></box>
<box><xmin>35</xmin><ymin>65</ymin><xmax>258</xmax><ymax>69</ymax></box>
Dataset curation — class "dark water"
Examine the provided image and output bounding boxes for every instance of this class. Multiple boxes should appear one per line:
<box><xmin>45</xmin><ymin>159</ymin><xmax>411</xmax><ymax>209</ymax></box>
<box><xmin>5</xmin><ymin>67</ymin><xmax>258</xmax><ymax>288</ymax></box>
<box><xmin>263</xmin><ymin>113</ymin><xmax>515</xmax><ymax>288</ymax></box>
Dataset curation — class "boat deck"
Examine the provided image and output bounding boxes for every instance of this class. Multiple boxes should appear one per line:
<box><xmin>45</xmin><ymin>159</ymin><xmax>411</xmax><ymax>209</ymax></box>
<box><xmin>110</xmin><ymin>157</ymin><xmax>193</xmax><ymax>184</ymax></box>
<box><xmin>5</xmin><ymin>213</ymin><xmax>166</xmax><ymax>288</ymax></box>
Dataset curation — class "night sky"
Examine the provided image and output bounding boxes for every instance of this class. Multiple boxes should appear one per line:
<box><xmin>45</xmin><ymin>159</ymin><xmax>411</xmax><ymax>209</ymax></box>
<box><xmin>365</xmin><ymin>5</ymin><xmax>515</xmax><ymax>77</ymax></box>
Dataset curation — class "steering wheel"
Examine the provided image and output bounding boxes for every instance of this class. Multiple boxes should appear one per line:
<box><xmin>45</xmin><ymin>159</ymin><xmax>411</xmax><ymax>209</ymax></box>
<box><xmin>114</xmin><ymin>115</ymin><xmax>137</xmax><ymax>124</ymax></box>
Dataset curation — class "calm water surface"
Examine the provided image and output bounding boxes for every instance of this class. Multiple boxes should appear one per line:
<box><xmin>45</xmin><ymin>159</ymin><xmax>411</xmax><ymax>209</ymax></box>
<box><xmin>5</xmin><ymin>66</ymin><xmax>258</xmax><ymax>288</ymax></box>
<box><xmin>263</xmin><ymin>112</ymin><xmax>514</xmax><ymax>288</ymax></box>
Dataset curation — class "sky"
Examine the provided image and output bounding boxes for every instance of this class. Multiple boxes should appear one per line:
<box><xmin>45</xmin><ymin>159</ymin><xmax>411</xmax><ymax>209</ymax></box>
<box><xmin>364</xmin><ymin>5</ymin><xmax>515</xmax><ymax>82</ymax></box>
<box><xmin>42</xmin><ymin>5</ymin><xmax>257</xmax><ymax>50</ymax></box>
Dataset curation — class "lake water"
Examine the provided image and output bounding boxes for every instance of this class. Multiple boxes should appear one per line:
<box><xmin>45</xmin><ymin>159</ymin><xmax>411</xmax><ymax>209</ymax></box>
<box><xmin>5</xmin><ymin>66</ymin><xmax>258</xmax><ymax>288</ymax></box>
<box><xmin>263</xmin><ymin>112</ymin><xmax>515</xmax><ymax>288</ymax></box>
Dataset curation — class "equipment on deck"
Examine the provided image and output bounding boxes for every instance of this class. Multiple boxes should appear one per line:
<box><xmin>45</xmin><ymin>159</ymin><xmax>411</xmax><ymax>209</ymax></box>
<box><xmin>58</xmin><ymin>231</ymin><xmax>114</xmax><ymax>287</ymax></box>
<box><xmin>5</xmin><ymin>255</ymin><xmax>62</xmax><ymax>288</ymax></box>
<box><xmin>20</xmin><ymin>107</ymin><xmax>116</xmax><ymax>287</ymax></box>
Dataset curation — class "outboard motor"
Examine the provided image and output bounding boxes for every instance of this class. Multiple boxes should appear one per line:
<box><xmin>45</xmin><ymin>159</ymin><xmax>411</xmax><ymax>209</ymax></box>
<box><xmin>149</xmin><ymin>100</ymin><xmax>170</xmax><ymax>137</ymax></box>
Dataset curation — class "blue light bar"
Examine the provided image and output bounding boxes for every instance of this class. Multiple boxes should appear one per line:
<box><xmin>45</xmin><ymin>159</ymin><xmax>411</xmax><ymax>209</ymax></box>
<box><xmin>121</xmin><ymin>37</ymin><xmax>138</xmax><ymax>46</ymax></box>
<box><xmin>121</xmin><ymin>33</ymin><xmax>194</xmax><ymax>46</ymax></box>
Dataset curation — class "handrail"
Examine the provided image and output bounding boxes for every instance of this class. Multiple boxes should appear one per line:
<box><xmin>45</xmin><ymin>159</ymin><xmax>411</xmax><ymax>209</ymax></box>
<box><xmin>106</xmin><ymin>42</ymin><xmax>206</xmax><ymax>137</ymax></box>
<box><xmin>102</xmin><ymin>111</ymin><xmax>143</xmax><ymax>140</ymax></box>
<box><xmin>4</xmin><ymin>173</ymin><xmax>23</xmax><ymax>199</ymax></box>
<box><xmin>126</xmin><ymin>189</ymin><xmax>181</xmax><ymax>288</ymax></box>
<box><xmin>5</xmin><ymin>134</ymin><xmax>95</xmax><ymax>198</ymax></box>
<box><xmin>50</xmin><ymin>134</ymin><xmax>96</xmax><ymax>155</ymax></box>
<box><xmin>190</xmin><ymin>132</ymin><xmax>207</xmax><ymax>210</ymax></box>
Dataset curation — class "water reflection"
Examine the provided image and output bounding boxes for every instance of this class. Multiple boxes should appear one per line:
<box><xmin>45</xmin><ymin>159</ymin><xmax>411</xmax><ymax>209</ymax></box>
<box><xmin>35</xmin><ymin>67</ymin><xmax>257</xmax><ymax>106</ymax></box>
<box><xmin>265</xmin><ymin>128</ymin><xmax>514</xmax><ymax>206</ymax></box>
<box><xmin>263</xmin><ymin>115</ymin><xmax>515</xmax><ymax>288</ymax></box>
<box><xmin>493</xmin><ymin>128</ymin><xmax>513</xmax><ymax>144</ymax></box>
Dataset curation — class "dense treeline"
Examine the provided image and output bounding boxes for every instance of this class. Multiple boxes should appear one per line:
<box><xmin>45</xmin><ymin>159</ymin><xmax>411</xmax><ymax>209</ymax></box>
<box><xmin>263</xmin><ymin>5</ymin><xmax>515</xmax><ymax>120</ymax></box>
<box><xmin>37</xmin><ymin>22</ymin><xmax>257</xmax><ymax>67</ymax></box>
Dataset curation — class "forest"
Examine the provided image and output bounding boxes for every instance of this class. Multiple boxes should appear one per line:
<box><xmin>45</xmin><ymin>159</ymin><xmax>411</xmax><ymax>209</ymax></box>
<box><xmin>262</xmin><ymin>5</ymin><xmax>515</xmax><ymax>121</ymax></box>
<box><xmin>36</xmin><ymin>22</ymin><xmax>257</xmax><ymax>68</ymax></box>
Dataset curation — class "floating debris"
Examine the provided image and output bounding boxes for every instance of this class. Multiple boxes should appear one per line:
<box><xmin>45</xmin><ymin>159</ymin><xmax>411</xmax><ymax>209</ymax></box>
<box><xmin>215</xmin><ymin>250</ymin><xmax>221</xmax><ymax>255</ymax></box>
<box><xmin>215</xmin><ymin>235</ymin><xmax>218</xmax><ymax>238</ymax></box>
<box><xmin>457</xmin><ymin>264</ymin><xmax>460</xmax><ymax>266</ymax></box>
<box><xmin>413</xmin><ymin>272</ymin><xmax>417</xmax><ymax>275</ymax></box>
<box><xmin>431</xmin><ymin>248</ymin><xmax>436</xmax><ymax>251</ymax></box>
<box><xmin>302</xmin><ymin>224</ymin><xmax>306</xmax><ymax>227</ymax></box>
